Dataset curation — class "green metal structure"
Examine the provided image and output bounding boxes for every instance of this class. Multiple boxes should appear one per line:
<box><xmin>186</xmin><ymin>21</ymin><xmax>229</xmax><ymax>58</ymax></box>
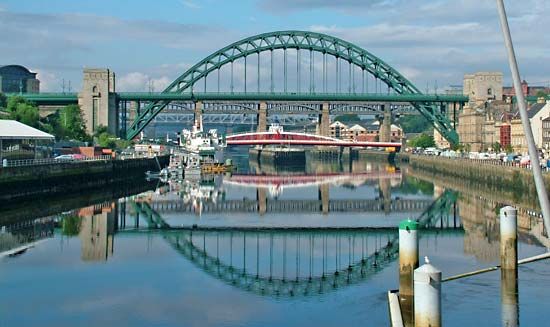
<box><xmin>126</xmin><ymin>30</ymin><xmax>460</xmax><ymax>143</ymax></box>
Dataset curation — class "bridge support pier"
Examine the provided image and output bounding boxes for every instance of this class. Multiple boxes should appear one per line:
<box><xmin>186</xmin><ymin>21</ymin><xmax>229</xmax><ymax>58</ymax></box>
<box><xmin>194</xmin><ymin>101</ymin><xmax>203</xmax><ymax>129</ymax></box>
<box><xmin>379</xmin><ymin>103</ymin><xmax>391</xmax><ymax>142</ymax></box>
<box><xmin>257</xmin><ymin>101</ymin><xmax>267</xmax><ymax>132</ymax></box>
<box><xmin>257</xmin><ymin>188</ymin><xmax>267</xmax><ymax>216</ymax></box>
<box><xmin>129</xmin><ymin>100</ymin><xmax>139</xmax><ymax>124</ymax></box>
<box><xmin>78</xmin><ymin>68</ymin><xmax>117</xmax><ymax>135</ymax></box>
<box><xmin>317</xmin><ymin>102</ymin><xmax>330</xmax><ymax>136</ymax></box>
<box><xmin>379</xmin><ymin>178</ymin><xmax>392</xmax><ymax>215</ymax></box>
<box><xmin>318</xmin><ymin>184</ymin><xmax>329</xmax><ymax>215</ymax></box>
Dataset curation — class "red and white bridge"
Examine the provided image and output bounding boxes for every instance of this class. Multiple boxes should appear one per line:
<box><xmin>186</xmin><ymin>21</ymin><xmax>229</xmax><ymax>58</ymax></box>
<box><xmin>226</xmin><ymin>131</ymin><xmax>401</xmax><ymax>149</ymax></box>
<box><xmin>224</xmin><ymin>171</ymin><xmax>402</xmax><ymax>189</ymax></box>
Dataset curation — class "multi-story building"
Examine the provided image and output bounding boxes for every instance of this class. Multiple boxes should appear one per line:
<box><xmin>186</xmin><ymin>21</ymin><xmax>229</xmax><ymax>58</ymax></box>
<box><xmin>328</xmin><ymin>120</ymin><xmax>403</xmax><ymax>142</ymax></box>
<box><xmin>500</xmin><ymin>123</ymin><xmax>511</xmax><ymax>149</ymax></box>
<box><xmin>503</xmin><ymin>80</ymin><xmax>550</xmax><ymax>98</ymax></box>
<box><xmin>329</xmin><ymin>121</ymin><xmax>349</xmax><ymax>139</ymax></box>
<box><xmin>0</xmin><ymin>65</ymin><xmax>40</xmax><ymax>94</ymax></box>
<box><xmin>463</xmin><ymin>72</ymin><xmax>503</xmax><ymax>106</ymax></box>
<box><xmin>457</xmin><ymin>104</ymin><xmax>484</xmax><ymax>151</ymax></box>
<box><xmin>542</xmin><ymin>117</ymin><xmax>550</xmax><ymax>151</ymax></box>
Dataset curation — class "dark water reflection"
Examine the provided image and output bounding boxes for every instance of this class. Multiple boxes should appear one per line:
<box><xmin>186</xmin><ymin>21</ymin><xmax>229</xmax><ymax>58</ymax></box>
<box><xmin>1</xmin><ymin>151</ymin><xmax>549</xmax><ymax>326</ymax></box>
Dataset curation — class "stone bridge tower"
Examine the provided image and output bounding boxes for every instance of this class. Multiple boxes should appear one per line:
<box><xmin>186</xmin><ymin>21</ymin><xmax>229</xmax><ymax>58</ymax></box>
<box><xmin>78</xmin><ymin>68</ymin><xmax>117</xmax><ymax>135</ymax></box>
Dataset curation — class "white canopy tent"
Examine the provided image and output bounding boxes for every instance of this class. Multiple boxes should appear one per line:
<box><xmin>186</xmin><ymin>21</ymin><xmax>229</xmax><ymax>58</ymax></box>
<box><xmin>0</xmin><ymin>120</ymin><xmax>54</xmax><ymax>140</ymax></box>
<box><xmin>0</xmin><ymin>120</ymin><xmax>54</xmax><ymax>162</ymax></box>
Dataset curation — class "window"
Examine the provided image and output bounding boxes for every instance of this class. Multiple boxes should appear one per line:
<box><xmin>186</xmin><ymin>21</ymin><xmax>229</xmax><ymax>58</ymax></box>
<box><xmin>92</xmin><ymin>86</ymin><xmax>98</xmax><ymax>93</ymax></box>
<box><xmin>487</xmin><ymin>88</ymin><xmax>493</xmax><ymax>96</ymax></box>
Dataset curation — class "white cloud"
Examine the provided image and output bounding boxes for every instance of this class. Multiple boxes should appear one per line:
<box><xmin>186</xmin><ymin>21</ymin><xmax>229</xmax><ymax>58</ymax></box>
<box><xmin>181</xmin><ymin>0</ymin><xmax>201</xmax><ymax>9</ymax></box>
<box><xmin>33</xmin><ymin>69</ymin><xmax>60</xmax><ymax>92</ymax></box>
<box><xmin>117</xmin><ymin>72</ymin><xmax>172</xmax><ymax>92</ymax></box>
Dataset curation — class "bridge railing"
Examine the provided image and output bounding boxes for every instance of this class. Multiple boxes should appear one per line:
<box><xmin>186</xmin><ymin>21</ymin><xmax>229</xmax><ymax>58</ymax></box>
<box><xmin>1</xmin><ymin>155</ymin><xmax>112</xmax><ymax>168</ymax></box>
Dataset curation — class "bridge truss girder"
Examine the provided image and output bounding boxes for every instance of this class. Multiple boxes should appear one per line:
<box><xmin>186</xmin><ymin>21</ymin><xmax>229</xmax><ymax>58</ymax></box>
<box><xmin>125</xmin><ymin>30</ymin><xmax>460</xmax><ymax>144</ymax></box>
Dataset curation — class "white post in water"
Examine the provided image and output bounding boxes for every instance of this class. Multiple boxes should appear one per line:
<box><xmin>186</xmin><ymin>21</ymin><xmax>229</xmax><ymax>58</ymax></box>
<box><xmin>414</xmin><ymin>258</ymin><xmax>441</xmax><ymax>327</ymax></box>
<box><xmin>500</xmin><ymin>206</ymin><xmax>517</xmax><ymax>270</ymax></box>
<box><xmin>500</xmin><ymin>206</ymin><xmax>519</xmax><ymax>326</ymax></box>
<box><xmin>399</xmin><ymin>219</ymin><xmax>419</xmax><ymax>327</ymax></box>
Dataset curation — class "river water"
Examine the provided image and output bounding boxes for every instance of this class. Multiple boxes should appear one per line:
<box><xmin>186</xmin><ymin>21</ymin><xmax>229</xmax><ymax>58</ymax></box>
<box><xmin>1</xmin><ymin>149</ymin><xmax>549</xmax><ymax>327</ymax></box>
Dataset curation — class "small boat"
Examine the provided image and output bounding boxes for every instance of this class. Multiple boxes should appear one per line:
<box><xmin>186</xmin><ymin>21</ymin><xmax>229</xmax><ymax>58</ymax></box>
<box><xmin>145</xmin><ymin>168</ymin><xmax>170</xmax><ymax>179</ymax></box>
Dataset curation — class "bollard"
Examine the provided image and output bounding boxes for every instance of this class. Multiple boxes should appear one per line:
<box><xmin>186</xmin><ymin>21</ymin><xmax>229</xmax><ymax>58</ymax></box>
<box><xmin>501</xmin><ymin>268</ymin><xmax>519</xmax><ymax>327</ymax></box>
<box><xmin>414</xmin><ymin>258</ymin><xmax>441</xmax><ymax>327</ymax></box>
<box><xmin>399</xmin><ymin>219</ymin><xmax>419</xmax><ymax>327</ymax></box>
<box><xmin>500</xmin><ymin>206</ymin><xmax>517</xmax><ymax>270</ymax></box>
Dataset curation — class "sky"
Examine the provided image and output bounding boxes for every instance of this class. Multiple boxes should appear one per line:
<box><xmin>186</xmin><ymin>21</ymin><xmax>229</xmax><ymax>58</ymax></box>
<box><xmin>0</xmin><ymin>0</ymin><xmax>548</xmax><ymax>92</ymax></box>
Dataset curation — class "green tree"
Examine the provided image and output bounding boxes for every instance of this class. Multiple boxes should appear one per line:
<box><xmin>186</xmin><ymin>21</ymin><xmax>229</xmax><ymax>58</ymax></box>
<box><xmin>0</xmin><ymin>92</ymin><xmax>7</xmax><ymax>109</ymax></box>
<box><xmin>61</xmin><ymin>215</ymin><xmax>82</xmax><ymax>236</ymax></box>
<box><xmin>504</xmin><ymin>144</ymin><xmax>513</xmax><ymax>153</ymax></box>
<box><xmin>6</xmin><ymin>96</ymin><xmax>40</xmax><ymax>128</ymax></box>
<box><xmin>58</xmin><ymin>104</ymin><xmax>89</xmax><ymax>141</ymax></box>
<box><xmin>492</xmin><ymin>142</ymin><xmax>501</xmax><ymax>152</ymax></box>
<box><xmin>409</xmin><ymin>133</ymin><xmax>435</xmax><ymax>148</ymax></box>
<box><xmin>399</xmin><ymin>115</ymin><xmax>432</xmax><ymax>133</ymax></box>
<box><xmin>334</xmin><ymin>114</ymin><xmax>362</xmax><ymax>125</ymax></box>
<box><xmin>536</xmin><ymin>90</ymin><xmax>548</xmax><ymax>99</ymax></box>
<box><xmin>98</xmin><ymin>131</ymin><xmax>117</xmax><ymax>148</ymax></box>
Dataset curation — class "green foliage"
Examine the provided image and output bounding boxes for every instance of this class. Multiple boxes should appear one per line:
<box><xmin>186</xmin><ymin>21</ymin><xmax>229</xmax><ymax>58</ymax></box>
<box><xmin>0</xmin><ymin>92</ymin><xmax>7</xmax><ymax>109</ymax></box>
<box><xmin>408</xmin><ymin>133</ymin><xmax>435</xmax><ymax>148</ymax></box>
<box><xmin>61</xmin><ymin>215</ymin><xmax>82</xmax><ymax>236</ymax></box>
<box><xmin>58</xmin><ymin>104</ymin><xmax>89</xmax><ymax>141</ymax></box>
<box><xmin>492</xmin><ymin>142</ymin><xmax>501</xmax><ymax>152</ymax></box>
<box><xmin>504</xmin><ymin>144</ymin><xmax>513</xmax><ymax>153</ymax></box>
<box><xmin>334</xmin><ymin>114</ymin><xmax>362</xmax><ymax>125</ymax></box>
<box><xmin>399</xmin><ymin>115</ymin><xmax>431</xmax><ymax>133</ymax></box>
<box><xmin>91</xmin><ymin>125</ymin><xmax>132</xmax><ymax>149</ymax></box>
<box><xmin>93</xmin><ymin>125</ymin><xmax>109</xmax><ymax>137</ymax></box>
<box><xmin>6</xmin><ymin>96</ymin><xmax>40</xmax><ymax>128</ymax></box>
<box><xmin>536</xmin><ymin>90</ymin><xmax>548</xmax><ymax>99</ymax></box>
<box><xmin>98</xmin><ymin>132</ymin><xmax>117</xmax><ymax>148</ymax></box>
<box><xmin>398</xmin><ymin>176</ymin><xmax>434</xmax><ymax>195</ymax></box>
<box><xmin>39</xmin><ymin>104</ymin><xmax>91</xmax><ymax>142</ymax></box>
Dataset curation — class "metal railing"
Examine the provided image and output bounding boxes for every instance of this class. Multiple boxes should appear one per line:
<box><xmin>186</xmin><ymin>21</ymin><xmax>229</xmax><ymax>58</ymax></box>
<box><xmin>1</xmin><ymin>155</ymin><xmax>112</xmax><ymax>168</ymax></box>
<box><xmin>410</xmin><ymin>153</ymin><xmax>548</xmax><ymax>172</ymax></box>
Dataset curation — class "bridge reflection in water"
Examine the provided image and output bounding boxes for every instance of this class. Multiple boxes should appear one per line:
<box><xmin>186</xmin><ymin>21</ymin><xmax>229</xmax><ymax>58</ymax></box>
<box><xmin>112</xmin><ymin>188</ymin><xmax>460</xmax><ymax>297</ymax></box>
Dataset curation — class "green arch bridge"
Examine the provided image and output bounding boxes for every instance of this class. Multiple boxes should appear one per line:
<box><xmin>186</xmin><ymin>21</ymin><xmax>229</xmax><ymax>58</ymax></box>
<box><xmin>14</xmin><ymin>31</ymin><xmax>469</xmax><ymax>145</ymax></box>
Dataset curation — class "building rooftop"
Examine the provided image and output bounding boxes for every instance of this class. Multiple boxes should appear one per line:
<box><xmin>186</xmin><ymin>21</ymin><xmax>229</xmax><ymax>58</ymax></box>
<box><xmin>0</xmin><ymin>120</ymin><xmax>54</xmax><ymax>140</ymax></box>
<box><xmin>528</xmin><ymin>102</ymin><xmax>547</xmax><ymax>119</ymax></box>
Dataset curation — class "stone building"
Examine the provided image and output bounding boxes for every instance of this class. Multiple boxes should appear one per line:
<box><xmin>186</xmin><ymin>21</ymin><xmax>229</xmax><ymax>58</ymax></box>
<box><xmin>457</xmin><ymin>104</ymin><xmax>484</xmax><ymax>151</ymax></box>
<box><xmin>463</xmin><ymin>72</ymin><xmax>503</xmax><ymax>106</ymax></box>
<box><xmin>0</xmin><ymin>65</ymin><xmax>40</xmax><ymax>93</ymax></box>
<box><xmin>542</xmin><ymin>117</ymin><xmax>550</xmax><ymax>151</ymax></box>
<box><xmin>503</xmin><ymin>80</ymin><xmax>550</xmax><ymax>99</ymax></box>
<box><xmin>329</xmin><ymin>121</ymin><xmax>349</xmax><ymax>139</ymax></box>
<box><xmin>78</xmin><ymin>68</ymin><xmax>117</xmax><ymax>135</ymax></box>
<box><xmin>328</xmin><ymin>120</ymin><xmax>403</xmax><ymax>142</ymax></box>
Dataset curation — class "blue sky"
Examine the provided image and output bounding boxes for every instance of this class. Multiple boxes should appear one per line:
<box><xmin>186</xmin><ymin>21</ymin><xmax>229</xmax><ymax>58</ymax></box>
<box><xmin>1</xmin><ymin>0</ymin><xmax>548</xmax><ymax>92</ymax></box>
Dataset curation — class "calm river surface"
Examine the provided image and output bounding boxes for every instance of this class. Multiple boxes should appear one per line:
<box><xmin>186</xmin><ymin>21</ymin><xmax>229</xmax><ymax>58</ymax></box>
<box><xmin>1</xmin><ymin>149</ymin><xmax>549</xmax><ymax>327</ymax></box>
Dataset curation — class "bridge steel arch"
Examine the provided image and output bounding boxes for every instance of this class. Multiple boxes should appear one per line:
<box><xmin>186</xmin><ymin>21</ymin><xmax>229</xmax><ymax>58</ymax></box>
<box><xmin>127</xmin><ymin>30</ymin><xmax>458</xmax><ymax>144</ymax></box>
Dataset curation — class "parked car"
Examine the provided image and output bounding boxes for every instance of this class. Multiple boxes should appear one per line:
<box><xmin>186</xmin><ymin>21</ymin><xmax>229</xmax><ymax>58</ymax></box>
<box><xmin>424</xmin><ymin>147</ymin><xmax>439</xmax><ymax>156</ymax></box>
<box><xmin>72</xmin><ymin>154</ymin><xmax>86</xmax><ymax>160</ymax></box>
<box><xmin>54</xmin><ymin>154</ymin><xmax>75</xmax><ymax>161</ymax></box>
<box><xmin>519</xmin><ymin>155</ymin><xmax>530</xmax><ymax>166</ymax></box>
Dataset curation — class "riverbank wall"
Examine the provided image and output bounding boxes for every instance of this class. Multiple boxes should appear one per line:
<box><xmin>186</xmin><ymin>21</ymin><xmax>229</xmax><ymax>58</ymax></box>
<box><xmin>249</xmin><ymin>147</ymin><xmax>306</xmax><ymax>166</ymax></box>
<box><xmin>404</xmin><ymin>154</ymin><xmax>549</xmax><ymax>209</ymax></box>
<box><xmin>0</xmin><ymin>155</ymin><xmax>170</xmax><ymax>201</ymax></box>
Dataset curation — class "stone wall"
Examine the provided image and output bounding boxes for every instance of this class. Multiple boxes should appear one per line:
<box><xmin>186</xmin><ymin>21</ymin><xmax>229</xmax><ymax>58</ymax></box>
<box><xmin>0</xmin><ymin>155</ymin><xmax>169</xmax><ymax>201</ymax></box>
